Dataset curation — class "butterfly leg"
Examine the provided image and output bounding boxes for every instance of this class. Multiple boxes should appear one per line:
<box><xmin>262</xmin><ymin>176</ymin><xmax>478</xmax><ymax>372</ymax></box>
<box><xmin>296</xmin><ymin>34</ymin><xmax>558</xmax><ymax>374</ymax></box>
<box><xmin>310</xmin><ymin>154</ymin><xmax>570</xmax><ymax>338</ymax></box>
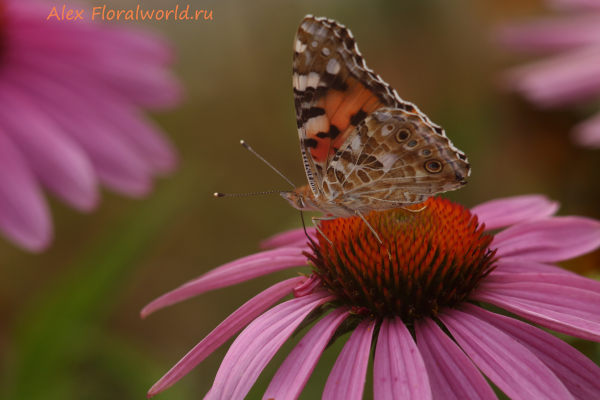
<box><xmin>311</xmin><ymin>216</ymin><xmax>337</xmax><ymax>245</ymax></box>
<box><xmin>353</xmin><ymin>210</ymin><xmax>392</xmax><ymax>261</ymax></box>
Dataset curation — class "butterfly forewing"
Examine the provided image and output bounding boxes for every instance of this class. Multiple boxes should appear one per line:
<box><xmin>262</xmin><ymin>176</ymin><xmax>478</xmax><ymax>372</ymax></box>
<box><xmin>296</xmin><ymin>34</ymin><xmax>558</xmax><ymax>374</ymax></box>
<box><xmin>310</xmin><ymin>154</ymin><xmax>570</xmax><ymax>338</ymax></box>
<box><xmin>293</xmin><ymin>17</ymin><xmax>399</xmax><ymax>195</ymax></box>
<box><xmin>292</xmin><ymin>16</ymin><xmax>470</xmax><ymax>215</ymax></box>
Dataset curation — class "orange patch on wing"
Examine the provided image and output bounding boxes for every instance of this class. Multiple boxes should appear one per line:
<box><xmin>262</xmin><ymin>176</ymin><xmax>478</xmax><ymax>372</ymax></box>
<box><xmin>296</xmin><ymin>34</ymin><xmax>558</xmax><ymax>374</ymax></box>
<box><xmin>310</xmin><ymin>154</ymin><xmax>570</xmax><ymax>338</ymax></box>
<box><xmin>363</xmin><ymin>96</ymin><xmax>383</xmax><ymax>114</ymax></box>
<box><xmin>325</xmin><ymin>90</ymin><xmax>345</xmax><ymax>119</ymax></box>
<box><xmin>310</xmin><ymin>139</ymin><xmax>331</xmax><ymax>163</ymax></box>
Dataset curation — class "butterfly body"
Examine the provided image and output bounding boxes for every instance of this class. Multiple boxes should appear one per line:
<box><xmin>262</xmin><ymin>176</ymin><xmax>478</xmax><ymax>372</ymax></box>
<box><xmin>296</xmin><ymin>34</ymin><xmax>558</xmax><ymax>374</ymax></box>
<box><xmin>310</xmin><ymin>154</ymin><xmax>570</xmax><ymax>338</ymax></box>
<box><xmin>285</xmin><ymin>16</ymin><xmax>470</xmax><ymax>219</ymax></box>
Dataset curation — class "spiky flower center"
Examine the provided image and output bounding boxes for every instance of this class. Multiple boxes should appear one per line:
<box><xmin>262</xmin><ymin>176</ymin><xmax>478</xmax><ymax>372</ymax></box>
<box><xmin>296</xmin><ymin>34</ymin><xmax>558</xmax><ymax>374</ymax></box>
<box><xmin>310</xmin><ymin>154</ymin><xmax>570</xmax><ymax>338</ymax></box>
<box><xmin>306</xmin><ymin>197</ymin><xmax>497</xmax><ymax>322</ymax></box>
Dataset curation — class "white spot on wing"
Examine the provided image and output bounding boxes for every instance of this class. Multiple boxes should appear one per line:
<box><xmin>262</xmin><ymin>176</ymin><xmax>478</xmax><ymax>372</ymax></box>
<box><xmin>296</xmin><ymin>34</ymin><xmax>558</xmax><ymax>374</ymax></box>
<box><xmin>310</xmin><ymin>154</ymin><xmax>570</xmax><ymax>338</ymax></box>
<box><xmin>351</xmin><ymin>134</ymin><xmax>362</xmax><ymax>151</ymax></box>
<box><xmin>295</xmin><ymin>39</ymin><xmax>307</xmax><ymax>53</ymax></box>
<box><xmin>307</xmin><ymin>72</ymin><xmax>320</xmax><ymax>89</ymax></box>
<box><xmin>295</xmin><ymin>74</ymin><xmax>308</xmax><ymax>91</ymax></box>
<box><xmin>379</xmin><ymin>153</ymin><xmax>398</xmax><ymax>171</ymax></box>
<box><xmin>306</xmin><ymin>115</ymin><xmax>329</xmax><ymax>135</ymax></box>
<box><xmin>326</xmin><ymin>58</ymin><xmax>341</xmax><ymax>74</ymax></box>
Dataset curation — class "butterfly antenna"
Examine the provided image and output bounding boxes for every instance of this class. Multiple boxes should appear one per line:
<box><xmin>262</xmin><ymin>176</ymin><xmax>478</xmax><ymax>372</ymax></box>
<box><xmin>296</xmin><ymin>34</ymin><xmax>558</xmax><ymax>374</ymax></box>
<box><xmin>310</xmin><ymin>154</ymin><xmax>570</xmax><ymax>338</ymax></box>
<box><xmin>240</xmin><ymin>140</ymin><xmax>296</xmax><ymax>188</ymax></box>
<box><xmin>214</xmin><ymin>190</ymin><xmax>288</xmax><ymax>197</ymax></box>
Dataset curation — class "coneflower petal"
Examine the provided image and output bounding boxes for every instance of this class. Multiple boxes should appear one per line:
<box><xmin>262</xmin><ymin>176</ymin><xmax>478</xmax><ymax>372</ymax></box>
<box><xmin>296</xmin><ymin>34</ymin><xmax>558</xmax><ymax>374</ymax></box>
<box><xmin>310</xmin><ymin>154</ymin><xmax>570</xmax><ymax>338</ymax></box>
<box><xmin>374</xmin><ymin>317</ymin><xmax>431</xmax><ymax>400</ymax></box>
<box><xmin>439</xmin><ymin>309</ymin><xmax>573</xmax><ymax>400</ymax></box>
<box><xmin>141</xmin><ymin>248</ymin><xmax>307</xmax><ymax>317</ymax></box>
<box><xmin>147</xmin><ymin>277</ymin><xmax>305</xmax><ymax>398</ymax></box>
<box><xmin>483</xmin><ymin>272</ymin><xmax>600</xmax><ymax>292</ymax></box>
<box><xmin>323</xmin><ymin>319</ymin><xmax>375</xmax><ymax>400</ymax></box>
<box><xmin>0</xmin><ymin>86</ymin><xmax>98</xmax><ymax>211</ymax></box>
<box><xmin>471</xmin><ymin>195</ymin><xmax>559</xmax><ymax>230</ymax></box>
<box><xmin>463</xmin><ymin>304</ymin><xmax>600</xmax><ymax>400</ymax></box>
<box><xmin>493</xmin><ymin>216</ymin><xmax>600</xmax><ymax>262</ymax></box>
<box><xmin>471</xmin><ymin>285</ymin><xmax>600</xmax><ymax>341</ymax></box>
<box><xmin>0</xmin><ymin>132</ymin><xmax>52</xmax><ymax>251</ymax></box>
<box><xmin>573</xmin><ymin>111</ymin><xmax>600</xmax><ymax>148</ymax></box>
<box><xmin>209</xmin><ymin>292</ymin><xmax>333</xmax><ymax>400</ymax></box>
<box><xmin>415</xmin><ymin>317</ymin><xmax>496</xmax><ymax>400</ymax></box>
<box><xmin>260</xmin><ymin>227</ymin><xmax>317</xmax><ymax>250</ymax></box>
<box><xmin>491</xmin><ymin>260</ymin><xmax>575</xmax><ymax>275</ymax></box>
<box><xmin>264</xmin><ymin>307</ymin><xmax>351</xmax><ymax>400</ymax></box>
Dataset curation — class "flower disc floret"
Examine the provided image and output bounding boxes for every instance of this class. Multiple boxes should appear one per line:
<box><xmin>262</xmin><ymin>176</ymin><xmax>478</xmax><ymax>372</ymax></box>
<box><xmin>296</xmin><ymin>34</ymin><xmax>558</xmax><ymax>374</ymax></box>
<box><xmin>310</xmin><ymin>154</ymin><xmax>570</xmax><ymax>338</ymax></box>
<box><xmin>307</xmin><ymin>197</ymin><xmax>497</xmax><ymax>321</ymax></box>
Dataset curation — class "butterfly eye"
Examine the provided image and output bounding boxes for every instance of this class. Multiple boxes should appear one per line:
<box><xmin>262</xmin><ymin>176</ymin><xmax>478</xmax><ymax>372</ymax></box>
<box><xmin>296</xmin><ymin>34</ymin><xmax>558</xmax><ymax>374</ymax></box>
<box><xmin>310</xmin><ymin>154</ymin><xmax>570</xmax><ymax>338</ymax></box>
<box><xmin>407</xmin><ymin>139</ymin><xmax>417</xmax><ymax>148</ymax></box>
<box><xmin>395</xmin><ymin>128</ymin><xmax>410</xmax><ymax>142</ymax></box>
<box><xmin>424</xmin><ymin>160</ymin><xmax>443</xmax><ymax>174</ymax></box>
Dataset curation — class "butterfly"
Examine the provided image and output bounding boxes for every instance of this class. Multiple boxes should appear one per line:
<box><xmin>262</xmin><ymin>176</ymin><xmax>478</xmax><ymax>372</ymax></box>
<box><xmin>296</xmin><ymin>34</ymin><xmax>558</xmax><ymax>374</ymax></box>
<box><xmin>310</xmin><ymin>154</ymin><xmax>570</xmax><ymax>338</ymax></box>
<box><xmin>280</xmin><ymin>16</ymin><xmax>470</xmax><ymax>233</ymax></box>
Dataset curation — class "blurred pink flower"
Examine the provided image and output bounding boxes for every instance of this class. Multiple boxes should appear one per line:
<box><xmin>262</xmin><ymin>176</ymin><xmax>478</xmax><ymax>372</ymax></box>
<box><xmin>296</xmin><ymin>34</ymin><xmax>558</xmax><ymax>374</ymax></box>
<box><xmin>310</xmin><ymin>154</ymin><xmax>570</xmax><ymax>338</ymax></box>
<box><xmin>143</xmin><ymin>195</ymin><xmax>600</xmax><ymax>400</ymax></box>
<box><xmin>497</xmin><ymin>0</ymin><xmax>600</xmax><ymax>148</ymax></box>
<box><xmin>0</xmin><ymin>0</ymin><xmax>181</xmax><ymax>251</ymax></box>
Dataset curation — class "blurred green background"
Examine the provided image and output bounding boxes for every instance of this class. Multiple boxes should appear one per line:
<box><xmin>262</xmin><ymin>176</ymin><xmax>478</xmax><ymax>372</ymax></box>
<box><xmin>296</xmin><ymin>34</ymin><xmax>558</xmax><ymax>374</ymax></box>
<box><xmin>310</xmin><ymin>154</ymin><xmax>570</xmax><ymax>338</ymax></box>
<box><xmin>1</xmin><ymin>0</ymin><xmax>600</xmax><ymax>399</ymax></box>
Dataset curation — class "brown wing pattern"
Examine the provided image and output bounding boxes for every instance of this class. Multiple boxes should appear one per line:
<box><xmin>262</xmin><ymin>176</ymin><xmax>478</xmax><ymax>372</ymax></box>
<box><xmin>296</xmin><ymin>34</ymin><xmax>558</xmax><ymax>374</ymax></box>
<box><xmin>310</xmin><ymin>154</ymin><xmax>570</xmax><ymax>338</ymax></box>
<box><xmin>293</xmin><ymin>15</ymin><xmax>470</xmax><ymax>207</ymax></box>
<box><xmin>324</xmin><ymin>108</ymin><xmax>470</xmax><ymax>209</ymax></box>
<box><xmin>294</xmin><ymin>16</ymin><xmax>402</xmax><ymax>196</ymax></box>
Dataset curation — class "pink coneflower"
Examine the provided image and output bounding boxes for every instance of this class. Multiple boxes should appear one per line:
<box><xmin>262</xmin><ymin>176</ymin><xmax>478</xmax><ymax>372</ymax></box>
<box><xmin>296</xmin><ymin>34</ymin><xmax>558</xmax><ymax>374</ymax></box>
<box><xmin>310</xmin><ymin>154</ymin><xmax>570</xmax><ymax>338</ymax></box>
<box><xmin>497</xmin><ymin>0</ymin><xmax>600</xmax><ymax>148</ymax></box>
<box><xmin>0</xmin><ymin>0</ymin><xmax>181</xmax><ymax>251</ymax></box>
<box><xmin>143</xmin><ymin>195</ymin><xmax>600</xmax><ymax>399</ymax></box>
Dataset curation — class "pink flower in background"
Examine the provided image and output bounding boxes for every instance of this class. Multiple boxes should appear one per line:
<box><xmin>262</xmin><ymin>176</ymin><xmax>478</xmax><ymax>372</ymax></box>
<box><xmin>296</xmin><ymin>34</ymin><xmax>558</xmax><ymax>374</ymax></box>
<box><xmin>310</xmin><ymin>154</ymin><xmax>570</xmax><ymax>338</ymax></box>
<box><xmin>497</xmin><ymin>0</ymin><xmax>600</xmax><ymax>148</ymax></box>
<box><xmin>143</xmin><ymin>195</ymin><xmax>600</xmax><ymax>400</ymax></box>
<box><xmin>0</xmin><ymin>0</ymin><xmax>181</xmax><ymax>251</ymax></box>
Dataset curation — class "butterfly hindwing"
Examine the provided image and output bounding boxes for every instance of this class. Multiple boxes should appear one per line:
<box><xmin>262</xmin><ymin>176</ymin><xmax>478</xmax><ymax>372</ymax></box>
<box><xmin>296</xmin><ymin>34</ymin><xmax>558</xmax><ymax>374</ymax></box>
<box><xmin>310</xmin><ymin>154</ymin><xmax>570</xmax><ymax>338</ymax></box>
<box><xmin>324</xmin><ymin>108</ymin><xmax>470</xmax><ymax>209</ymax></box>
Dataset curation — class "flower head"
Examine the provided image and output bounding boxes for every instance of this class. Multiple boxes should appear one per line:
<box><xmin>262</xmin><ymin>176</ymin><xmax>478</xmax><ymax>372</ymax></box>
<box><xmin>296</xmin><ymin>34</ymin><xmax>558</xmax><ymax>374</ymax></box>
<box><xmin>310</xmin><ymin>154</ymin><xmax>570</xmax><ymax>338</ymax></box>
<box><xmin>0</xmin><ymin>0</ymin><xmax>181</xmax><ymax>251</ymax></box>
<box><xmin>144</xmin><ymin>195</ymin><xmax>600</xmax><ymax>399</ymax></box>
<box><xmin>497</xmin><ymin>0</ymin><xmax>600</xmax><ymax>148</ymax></box>
<box><xmin>309</xmin><ymin>198</ymin><xmax>496</xmax><ymax>321</ymax></box>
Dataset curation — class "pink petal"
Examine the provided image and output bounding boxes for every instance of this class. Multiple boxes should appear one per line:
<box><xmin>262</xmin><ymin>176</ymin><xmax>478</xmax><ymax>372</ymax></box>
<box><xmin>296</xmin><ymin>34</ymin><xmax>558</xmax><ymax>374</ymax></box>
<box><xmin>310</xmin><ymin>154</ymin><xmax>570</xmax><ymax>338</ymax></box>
<box><xmin>464</xmin><ymin>303</ymin><xmax>600</xmax><ymax>400</ymax></box>
<box><xmin>11</xmin><ymin>50</ymin><xmax>178</xmax><ymax>175</ymax></box>
<box><xmin>0</xmin><ymin>132</ymin><xmax>52</xmax><ymax>251</ymax></box>
<box><xmin>29</xmin><ymin>51</ymin><xmax>181</xmax><ymax>109</ymax></box>
<box><xmin>493</xmin><ymin>216</ymin><xmax>600</xmax><ymax>262</ymax></box>
<box><xmin>374</xmin><ymin>317</ymin><xmax>431</xmax><ymax>400</ymax></box>
<box><xmin>6</xmin><ymin>70</ymin><xmax>154</xmax><ymax>197</ymax></box>
<box><xmin>496</xmin><ymin>15</ymin><xmax>600</xmax><ymax>53</ymax></box>
<box><xmin>471</xmin><ymin>195</ymin><xmax>559</xmax><ymax>230</ymax></box>
<box><xmin>147</xmin><ymin>277</ymin><xmax>304</xmax><ymax>398</ymax></box>
<box><xmin>502</xmin><ymin>44</ymin><xmax>600</xmax><ymax>107</ymax></box>
<box><xmin>264</xmin><ymin>307</ymin><xmax>351</xmax><ymax>400</ymax></box>
<box><xmin>11</xmin><ymin>17</ymin><xmax>173</xmax><ymax>66</ymax></box>
<box><xmin>260</xmin><ymin>227</ymin><xmax>317</xmax><ymax>250</ymax></box>
<box><xmin>483</xmin><ymin>272</ymin><xmax>600</xmax><ymax>293</ymax></box>
<box><xmin>208</xmin><ymin>292</ymin><xmax>333</xmax><ymax>400</ymax></box>
<box><xmin>141</xmin><ymin>248</ymin><xmax>307</xmax><ymax>317</ymax></box>
<box><xmin>471</xmin><ymin>285</ymin><xmax>600</xmax><ymax>341</ymax></box>
<box><xmin>549</xmin><ymin>0</ymin><xmax>600</xmax><ymax>11</ymax></box>
<box><xmin>491</xmin><ymin>260</ymin><xmax>575</xmax><ymax>275</ymax></box>
<box><xmin>439</xmin><ymin>309</ymin><xmax>573</xmax><ymax>400</ymax></box>
<box><xmin>572</xmin><ymin>111</ymin><xmax>600</xmax><ymax>148</ymax></box>
<box><xmin>323</xmin><ymin>318</ymin><xmax>375</xmax><ymax>400</ymax></box>
<box><xmin>415</xmin><ymin>317</ymin><xmax>497</xmax><ymax>400</ymax></box>
<box><xmin>0</xmin><ymin>83</ymin><xmax>98</xmax><ymax>211</ymax></box>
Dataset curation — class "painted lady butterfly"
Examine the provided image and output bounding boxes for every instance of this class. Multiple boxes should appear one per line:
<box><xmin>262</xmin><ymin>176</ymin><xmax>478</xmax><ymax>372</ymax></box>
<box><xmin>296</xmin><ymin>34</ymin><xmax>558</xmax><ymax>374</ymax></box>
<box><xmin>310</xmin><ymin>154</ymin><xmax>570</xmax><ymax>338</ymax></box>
<box><xmin>281</xmin><ymin>16</ymin><xmax>471</xmax><ymax>227</ymax></box>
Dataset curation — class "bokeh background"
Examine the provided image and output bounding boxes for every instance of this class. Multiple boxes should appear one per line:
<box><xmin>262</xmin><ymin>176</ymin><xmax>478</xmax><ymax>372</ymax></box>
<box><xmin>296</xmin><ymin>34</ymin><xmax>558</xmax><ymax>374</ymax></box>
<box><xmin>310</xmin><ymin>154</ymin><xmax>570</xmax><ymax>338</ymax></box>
<box><xmin>1</xmin><ymin>0</ymin><xmax>600</xmax><ymax>399</ymax></box>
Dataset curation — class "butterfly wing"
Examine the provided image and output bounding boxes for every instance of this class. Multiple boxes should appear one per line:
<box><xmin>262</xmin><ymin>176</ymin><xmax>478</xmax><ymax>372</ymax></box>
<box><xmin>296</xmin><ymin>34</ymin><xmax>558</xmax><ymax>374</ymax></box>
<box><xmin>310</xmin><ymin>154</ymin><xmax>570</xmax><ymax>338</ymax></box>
<box><xmin>324</xmin><ymin>108</ymin><xmax>470</xmax><ymax>210</ymax></box>
<box><xmin>293</xmin><ymin>16</ymin><xmax>408</xmax><ymax>197</ymax></box>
